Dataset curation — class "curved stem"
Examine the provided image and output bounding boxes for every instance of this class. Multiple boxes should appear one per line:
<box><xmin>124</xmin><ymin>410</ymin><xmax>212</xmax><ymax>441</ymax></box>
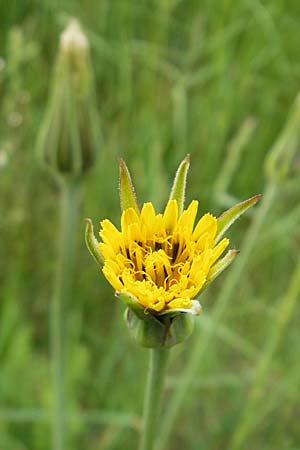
<box><xmin>139</xmin><ymin>349</ymin><xmax>169</xmax><ymax>450</ymax></box>
<box><xmin>51</xmin><ymin>179</ymin><xmax>80</xmax><ymax>450</ymax></box>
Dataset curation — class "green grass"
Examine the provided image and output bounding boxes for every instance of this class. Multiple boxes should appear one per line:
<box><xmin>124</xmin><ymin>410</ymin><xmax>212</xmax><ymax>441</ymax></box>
<box><xmin>1</xmin><ymin>1</ymin><xmax>300</xmax><ymax>449</ymax></box>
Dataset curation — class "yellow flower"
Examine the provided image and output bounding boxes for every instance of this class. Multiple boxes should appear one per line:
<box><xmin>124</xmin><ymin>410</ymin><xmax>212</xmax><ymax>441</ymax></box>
<box><xmin>85</xmin><ymin>155</ymin><xmax>260</xmax><ymax>345</ymax></box>
<box><xmin>99</xmin><ymin>199</ymin><xmax>229</xmax><ymax>314</ymax></box>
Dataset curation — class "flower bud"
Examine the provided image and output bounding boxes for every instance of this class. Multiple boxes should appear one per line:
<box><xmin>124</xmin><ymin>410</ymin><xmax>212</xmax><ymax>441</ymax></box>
<box><xmin>37</xmin><ymin>19</ymin><xmax>101</xmax><ymax>178</ymax></box>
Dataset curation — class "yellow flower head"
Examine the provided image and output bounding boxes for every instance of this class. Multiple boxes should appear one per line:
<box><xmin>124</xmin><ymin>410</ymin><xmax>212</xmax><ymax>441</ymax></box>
<box><xmin>99</xmin><ymin>199</ymin><xmax>229</xmax><ymax>313</ymax></box>
<box><xmin>85</xmin><ymin>156</ymin><xmax>260</xmax><ymax>327</ymax></box>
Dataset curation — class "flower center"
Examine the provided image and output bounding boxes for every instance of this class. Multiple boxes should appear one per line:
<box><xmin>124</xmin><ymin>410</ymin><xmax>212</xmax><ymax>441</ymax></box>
<box><xmin>99</xmin><ymin>200</ymin><xmax>229</xmax><ymax>312</ymax></box>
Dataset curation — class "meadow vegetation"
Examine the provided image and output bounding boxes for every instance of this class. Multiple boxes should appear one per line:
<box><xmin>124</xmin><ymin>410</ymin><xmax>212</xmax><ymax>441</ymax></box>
<box><xmin>1</xmin><ymin>1</ymin><xmax>300</xmax><ymax>449</ymax></box>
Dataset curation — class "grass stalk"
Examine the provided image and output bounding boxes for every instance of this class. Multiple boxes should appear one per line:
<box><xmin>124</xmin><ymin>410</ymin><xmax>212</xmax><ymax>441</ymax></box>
<box><xmin>50</xmin><ymin>178</ymin><xmax>80</xmax><ymax>450</ymax></box>
<box><xmin>0</xmin><ymin>408</ymin><xmax>141</xmax><ymax>430</ymax></box>
<box><xmin>172</xmin><ymin>81</ymin><xmax>187</xmax><ymax>157</ymax></box>
<box><xmin>139</xmin><ymin>349</ymin><xmax>169</xmax><ymax>450</ymax></box>
<box><xmin>229</xmin><ymin>253</ymin><xmax>300</xmax><ymax>450</ymax></box>
<box><xmin>213</xmin><ymin>117</ymin><xmax>256</xmax><ymax>199</ymax></box>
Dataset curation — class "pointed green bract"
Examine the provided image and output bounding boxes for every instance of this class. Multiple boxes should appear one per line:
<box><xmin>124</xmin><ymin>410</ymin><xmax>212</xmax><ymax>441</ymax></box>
<box><xmin>85</xmin><ymin>218</ymin><xmax>103</xmax><ymax>265</ymax></box>
<box><xmin>119</xmin><ymin>159</ymin><xmax>140</xmax><ymax>214</ymax></box>
<box><xmin>205</xmin><ymin>249</ymin><xmax>239</xmax><ymax>288</ymax></box>
<box><xmin>116</xmin><ymin>291</ymin><xmax>153</xmax><ymax>321</ymax></box>
<box><xmin>215</xmin><ymin>194</ymin><xmax>261</xmax><ymax>243</ymax></box>
<box><xmin>169</xmin><ymin>154</ymin><xmax>190</xmax><ymax>214</ymax></box>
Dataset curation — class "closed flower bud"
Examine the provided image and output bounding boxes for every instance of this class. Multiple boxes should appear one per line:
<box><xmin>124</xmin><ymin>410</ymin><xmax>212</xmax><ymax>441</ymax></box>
<box><xmin>37</xmin><ymin>19</ymin><xmax>101</xmax><ymax>178</ymax></box>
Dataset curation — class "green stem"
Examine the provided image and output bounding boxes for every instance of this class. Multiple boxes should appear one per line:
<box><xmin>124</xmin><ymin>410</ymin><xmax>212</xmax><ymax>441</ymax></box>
<box><xmin>51</xmin><ymin>178</ymin><xmax>80</xmax><ymax>450</ymax></box>
<box><xmin>139</xmin><ymin>349</ymin><xmax>169</xmax><ymax>450</ymax></box>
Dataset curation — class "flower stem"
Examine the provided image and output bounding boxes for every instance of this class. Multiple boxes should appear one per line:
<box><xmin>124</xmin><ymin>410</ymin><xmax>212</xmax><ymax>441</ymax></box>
<box><xmin>139</xmin><ymin>348</ymin><xmax>169</xmax><ymax>450</ymax></box>
<box><xmin>51</xmin><ymin>178</ymin><xmax>80</xmax><ymax>450</ymax></box>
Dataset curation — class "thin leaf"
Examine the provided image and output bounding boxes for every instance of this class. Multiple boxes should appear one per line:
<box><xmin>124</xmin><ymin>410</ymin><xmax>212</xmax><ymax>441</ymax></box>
<box><xmin>216</xmin><ymin>194</ymin><xmax>261</xmax><ymax>243</ymax></box>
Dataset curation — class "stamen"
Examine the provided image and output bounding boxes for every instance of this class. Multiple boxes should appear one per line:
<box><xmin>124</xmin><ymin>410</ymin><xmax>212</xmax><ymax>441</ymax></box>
<box><xmin>172</xmin><ymin>242</ymin><xmax>179</xmax><ymax>262</ymax></box>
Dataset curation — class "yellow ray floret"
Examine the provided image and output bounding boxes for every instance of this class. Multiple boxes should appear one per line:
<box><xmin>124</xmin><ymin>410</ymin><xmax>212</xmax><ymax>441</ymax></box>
<box><xmin>99</xmin><ymin>199</ymin><xmax>229</xmax><ymax>313</ymax></box>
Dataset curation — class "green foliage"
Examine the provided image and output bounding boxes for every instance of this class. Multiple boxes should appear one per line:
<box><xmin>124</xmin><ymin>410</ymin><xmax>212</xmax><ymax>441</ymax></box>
<box><xmin>1</xmin><ymin>1</ymin><xmax>300</xmax><ymax>449</ymax></box>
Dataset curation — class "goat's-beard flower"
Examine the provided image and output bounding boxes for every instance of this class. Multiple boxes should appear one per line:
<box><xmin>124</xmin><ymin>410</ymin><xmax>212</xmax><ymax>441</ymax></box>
<box><xmin>85</xmin><ymin>156</ymin><xmax>260</xmax><ymax>347</ymax></box>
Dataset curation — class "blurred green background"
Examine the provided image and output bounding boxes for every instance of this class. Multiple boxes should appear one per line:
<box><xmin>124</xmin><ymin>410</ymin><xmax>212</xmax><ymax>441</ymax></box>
<box><xmin>1</xmin><ymin>1</ymin><xmax>300</xmax><ymax>449</ymax></box>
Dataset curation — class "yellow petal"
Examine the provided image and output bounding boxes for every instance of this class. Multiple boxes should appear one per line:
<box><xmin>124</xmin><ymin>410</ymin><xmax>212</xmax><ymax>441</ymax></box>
<box><xmin>195</xmin><ymin>232</ymin><xmax>210</xmax><ymax>253</ymax></box>
<box><xmin>140</xmin><ymin>202</ymin><xmax>156</xmax><ymax>237</ymax></box>
<box><xmin>128</xmin><ymin>222</ymin><xmax>143</xmax><ymax>242</ymax></box>
<box><xmin>163</xmin><ymin>199</ymin><xmax>178</xmax><ymax>232</ymax></box>
<box><xmin>176</xmin><ymin>241</ymin><xmax>194</xmax><ymax>264</ymax></box>
<box><xmin>149</xmin><ymin>296</ymin><xmax>166</xmax><ymax>311</ymax></box>
<box><xmin>153</xmin><ymin>213</ymin><xmax>164</xmax><ymax>236</ymax></box>
<box><xmin>144</xmin><ymin>254</ymin><xmax>156</xmax><ymax>283</ymax></box>
<box><xmin>167</xmin><ymin>297</ymin><xmax>191</xmax><ymax>309</ymax></box>
<box><xmin>189</xmin><ymin>270</ymin><xmax>206</xmax><ymax>297</ymax></box>
<box><xmin>189</xmin><ymin>258</ymin><xmax>207</xmax><ymax>287</ymax></box>
<box><xmin>211</xmin><ymin>238</ymin><xmax>230</xmax><ymax>265</ymax></box>
<box><xmin>98</xmin><ymin>242</ymin><xmax>115</xmax><ymax>260</ymax></box>
<box><xmin>100</xmin><ymin>219</ymin><xmax>121</xmax><ymax>248</ymax></box>
<box><xmin>102</xmin><ymin>266</ymin><xmax>123</xmax><ymax>291</ymax></box>
<box><xmin>194</xmin><ymin>248</ymin><xmax>213</xmax><ymax>276</ymax></box>
<box><xmin>176</xmin><ymin>200</ymin><xmax>198</xmax><ymax>234</ymax></box>
<box><xmin>104</xmin><ymin>259</ymin><xmax>122</xmax><ymax>275</ymax></box>
<box><xmin>121</xmin><ymin>208</ymin><xmax>140</xmax><ymax>234</ymax></box>
<box><xmin>131</xmin><ymin>243</ymin><xmax>144</xmax><ymax>272</ymax></box>
<box><xmin>192</xmin><ymin>213</ymin><xmax>217</xmax><ymax>242</ymax></box>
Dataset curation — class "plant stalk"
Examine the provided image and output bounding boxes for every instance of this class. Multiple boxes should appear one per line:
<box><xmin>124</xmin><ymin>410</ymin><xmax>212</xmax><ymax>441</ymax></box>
<box><xmin>139</xmin><ymin>348</ymin><xmax>169</xmax><ymax>450</ymax></box>
<box><xmin>51</xmin><ymin>178</ymin><xmax>80</xmax><ymax>450</ymax></box>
